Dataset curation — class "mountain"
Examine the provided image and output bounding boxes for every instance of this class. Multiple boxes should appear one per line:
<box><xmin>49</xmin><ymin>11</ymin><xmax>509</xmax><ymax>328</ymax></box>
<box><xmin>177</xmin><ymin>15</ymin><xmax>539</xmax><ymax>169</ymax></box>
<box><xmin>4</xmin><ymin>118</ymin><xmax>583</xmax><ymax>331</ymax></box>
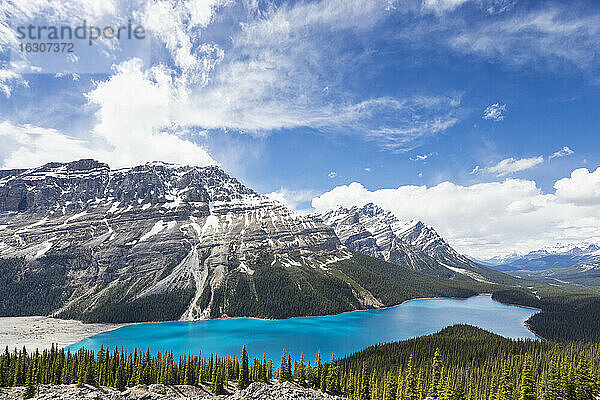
<box><xmin>317</xmin><ymin>203</ymin><xmax>516</xmax><ymax>284</ymax></box>
<box><xmin>514</xmin><ymin>262</ymin><xmax>600</xmax><ymax>286</ymax></box>
<box><xmin>482</xmin><ymin>242</ymin><xmax>600</xmax><ymax>272</ymax></box>
<box><xmin>0</xmin><ymin>160</ymin><xmax>485</xmax><ymax>323</ymax></box>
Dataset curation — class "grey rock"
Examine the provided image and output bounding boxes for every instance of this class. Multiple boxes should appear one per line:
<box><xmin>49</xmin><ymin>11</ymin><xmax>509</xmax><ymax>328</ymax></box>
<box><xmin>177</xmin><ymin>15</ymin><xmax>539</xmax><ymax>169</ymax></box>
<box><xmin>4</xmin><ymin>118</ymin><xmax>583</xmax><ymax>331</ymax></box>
<box><xmin>318</xmin><ymin>203</ymin><xmax>514</xmax><ymax>284</ymax></box>
<box><xmin>0</xmin><ymin>160</ymin><xmax>367</xmax><ymax>322</ymax></box>
<box><xmin>0</xmin><ymin>382</ymin><xmax>344</xmax><ymax>400</ymax></box>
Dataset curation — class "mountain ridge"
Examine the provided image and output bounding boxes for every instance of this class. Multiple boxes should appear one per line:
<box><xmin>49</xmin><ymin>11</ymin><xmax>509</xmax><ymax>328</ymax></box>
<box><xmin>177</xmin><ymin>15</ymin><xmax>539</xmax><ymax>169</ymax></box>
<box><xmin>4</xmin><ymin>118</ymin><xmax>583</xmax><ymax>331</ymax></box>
<box><xmin>0</xmin><ymin>159</ymin><xmax>509</xmax><ymax>323</ymax></box>
<box><xmin>317</xmin><ymin>203</ymin><xmax>517</xmax><ymax>285</ymax></box>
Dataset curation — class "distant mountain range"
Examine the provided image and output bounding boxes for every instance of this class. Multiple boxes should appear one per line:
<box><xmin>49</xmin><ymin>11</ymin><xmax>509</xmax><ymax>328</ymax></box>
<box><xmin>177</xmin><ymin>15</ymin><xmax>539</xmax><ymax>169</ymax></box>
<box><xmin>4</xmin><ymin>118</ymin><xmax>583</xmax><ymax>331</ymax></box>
<box><xmin>0</xmin><ymin>160</ymin><xmax>516</xmax><ymax>323</ymax></box>
<box><xmin>513</xmin><ymin>262</ymin><xmax>600</xmax><ymax>286</ymax></box>
<box><xmin>477</xmin><ymin>242</ymin><xmax>600</xmax><ymax>272</ymax></box>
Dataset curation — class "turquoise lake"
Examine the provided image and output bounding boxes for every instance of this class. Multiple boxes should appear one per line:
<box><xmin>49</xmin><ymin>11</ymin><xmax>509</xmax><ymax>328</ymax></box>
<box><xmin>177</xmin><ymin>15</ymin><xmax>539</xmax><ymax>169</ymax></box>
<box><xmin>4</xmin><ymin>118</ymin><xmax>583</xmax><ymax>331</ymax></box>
<box><xmin>70</xmin><ymin>295</ymin><xmax>538</xmax><ymax>363</ymax></box>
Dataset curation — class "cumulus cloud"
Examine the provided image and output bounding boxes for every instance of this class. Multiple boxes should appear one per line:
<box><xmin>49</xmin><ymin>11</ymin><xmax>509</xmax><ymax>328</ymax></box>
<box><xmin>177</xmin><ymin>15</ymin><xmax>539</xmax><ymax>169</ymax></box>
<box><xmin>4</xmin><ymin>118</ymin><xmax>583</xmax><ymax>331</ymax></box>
<box><xmin>312</xmin><ymin>167</ymin><xmax>600</xmax><ymax>258</ymax></box>
<box><xmin>486</xmin><ymin>156</ymin><xmax>544</xmax><ymax>176</ymax></box>
<box><xmin>482</xmin><ymin>103</ymin><xmax>506</xmax><ymax>121</ymax></box>
<box><xmin>0</xmin><ymin>59</ymin><xmax>215</xmax><ymax>169</ymax></box>
<box><xmin>554</xmin><ymin>167</ymin><xmax>600</xmax><ymax>206</ymax></box>
<box><xmin>550</xmin><ymin>146</ymin><xmax>574</xmax><ymax>159</ymax></box>
<box><xmin>0</xmin><ymin>121</ymin><xmax>92</xmax><ymax>168</ymax></box>
<box><xmin>266</xmin><ymin>188</ymin><xmax>318</xmax><ymax>214</ymax></box>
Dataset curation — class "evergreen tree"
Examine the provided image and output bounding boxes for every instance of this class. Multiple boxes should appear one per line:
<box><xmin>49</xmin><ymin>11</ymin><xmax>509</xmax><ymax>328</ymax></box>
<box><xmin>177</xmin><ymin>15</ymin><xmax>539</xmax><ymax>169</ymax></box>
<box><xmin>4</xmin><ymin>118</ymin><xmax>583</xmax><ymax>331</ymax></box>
<box><xmin>238</xmin><ymin>345</ymin><xmax>249</xmax><ymax>389</ymax></box>
<box><xmin>546</xmin><ymin>358</ymin><xmax>563</xmax><ymax>400</ymax></box>
<box><xmin>114</xmin><ymin>363</ymin><xmax>125</xmax><ymax>391</ymax></box>
<box><xmin>23</xmin><ymin>362</ymin><xmax>36</xmax><ymax>399</ymax></box>
<box><xmin>402</xmin><ymin>355</ymin><xmax>418</xmax><ymax>400</ymax></box>
<box><xmin>429</xmin><ymin>348</ymin><xmax>444</xmax><ymax>399</ymax></box>
<box><xmin>297</xmin><ymin>353</ymin><xmax>306</xmax><ymax>386</ymax></box>
<box><xmin>497</xmin><ymin>362</ymin><xmax>513</xmax><ymax>400</ymax></box>
<box><xmin>519</xmin><ymin>355</ymin><xmax>536</xmax><ymax>400</ymax></box>
<box><xmin>383</xmin><ymin>371</ymin><xmax>396</xmax><ymax>400</ymax></box>
<box><xmin>278</xmin><ymin>349</ymin><xmax>288</xmax><ymax>383</ymax></box>
<box><xmin>575</xmin><ymin>357</ymin><xmax>594</xmax><ymax>400</ymax></box>
<box><xmin>326</xmin><ymin>353</ymin><xmax>339</xmax><ymax>394</ymax></box>
<box><xmin>359</xmin><ymin>363</ymin><xmax>370</xmax><ymax>400</ymax></box>
<box><xmin>314</xmin><ymin>350</ymin><xmax>321</xmax><ymax>389</ymax></box>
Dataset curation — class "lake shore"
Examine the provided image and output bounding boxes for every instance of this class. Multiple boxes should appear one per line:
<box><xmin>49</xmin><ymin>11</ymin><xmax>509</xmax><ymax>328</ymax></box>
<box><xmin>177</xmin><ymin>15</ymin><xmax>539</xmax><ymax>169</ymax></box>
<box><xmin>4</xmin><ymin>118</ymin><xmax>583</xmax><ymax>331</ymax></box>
<box><xmin>0</xmin><ymin>316</ymin><xmax>126</xmax><ymax>351</ymax></box>
<box><xmin>0</xmin><ymin>293</ymin><xmax>541</xmax><ymax>352</ymax></box>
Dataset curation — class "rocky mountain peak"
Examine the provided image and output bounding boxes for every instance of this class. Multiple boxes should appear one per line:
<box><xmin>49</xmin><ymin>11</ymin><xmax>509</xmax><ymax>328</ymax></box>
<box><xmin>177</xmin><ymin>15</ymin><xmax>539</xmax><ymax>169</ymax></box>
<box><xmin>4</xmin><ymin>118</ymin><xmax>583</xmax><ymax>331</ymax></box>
<box><xmin>317</xmin><ymin>202</ymin><xmax>505</xmax><ymax>283</ymax></box>
<box><xmin>0</xmin><ymin>159</ymin><xmax>345</xmax><ymax>321</ymax></box>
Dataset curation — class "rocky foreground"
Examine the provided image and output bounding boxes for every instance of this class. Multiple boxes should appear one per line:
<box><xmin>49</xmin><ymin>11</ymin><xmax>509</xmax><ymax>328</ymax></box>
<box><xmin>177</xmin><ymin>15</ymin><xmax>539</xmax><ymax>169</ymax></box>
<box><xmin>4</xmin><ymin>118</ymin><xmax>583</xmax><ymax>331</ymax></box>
<box><xmin>0</xmin><ymin>382</ymin><xmax>345</xmax><ymax>400</ymax></box>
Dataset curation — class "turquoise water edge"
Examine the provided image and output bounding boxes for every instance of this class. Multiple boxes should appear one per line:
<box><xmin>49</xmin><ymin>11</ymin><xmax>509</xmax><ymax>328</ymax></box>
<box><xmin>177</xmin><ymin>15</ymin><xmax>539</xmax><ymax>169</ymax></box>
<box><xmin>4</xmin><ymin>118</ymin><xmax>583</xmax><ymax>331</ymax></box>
<box><xmin>69</xmin><ymin>294</ymin><xmax>538</xmax><ymax>364</ymax></box>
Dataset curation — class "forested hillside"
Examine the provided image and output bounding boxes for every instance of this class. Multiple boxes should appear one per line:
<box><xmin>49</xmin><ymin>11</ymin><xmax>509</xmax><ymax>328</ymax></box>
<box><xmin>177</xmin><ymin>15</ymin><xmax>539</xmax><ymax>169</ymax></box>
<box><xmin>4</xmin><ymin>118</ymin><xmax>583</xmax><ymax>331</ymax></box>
<box><xmin>0</xmin><ymin>251</ymin><xmax>492</xmax><ymax>323</ymax></box>
<box><xmin>492</xmin><ymin>286</ymin><xmax>600</xmax><ymax>342</ymax></box>
<box><xmin>2</xmin><ymin>325</ymin><xmax>598</xmax><ymax>400</ymax></box>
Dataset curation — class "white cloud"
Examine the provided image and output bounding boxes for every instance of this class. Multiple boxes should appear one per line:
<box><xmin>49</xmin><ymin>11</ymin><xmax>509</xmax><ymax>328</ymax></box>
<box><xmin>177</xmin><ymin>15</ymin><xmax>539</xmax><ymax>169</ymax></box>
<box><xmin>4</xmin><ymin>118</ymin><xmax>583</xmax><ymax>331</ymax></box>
<box><xmin>550</xmin><ymin>146</ymin><xmax>574</xmax><ymax>159</ymax></box>
<box><xmin>0</xmin><ymin>69</ymin><xmax>23</xmax><ymax>98</ymax></box>
<box><xmin>422</xmin><ymin>0</ymin><xmax>471</xmax><ymax>14</ymax></box>
<box><xmin>328</xmin><ymin>171</ymin><xmax>338</xmax><ymax>178</ymax></box>
<box><xmin>266</xmin><ymin>188</ymin><xmax>318</xmax><ymax>214</ymax></box>
<box><xmin>0</xmin><ymin>0</ymin><xmax>462</xmax><ymax>153</ymax></box>
<box><xmin>486</xmin><ymin>156</ymin><xmax>544</xmax><ymax>176</ymax></box>
<box><xmin>312</xmin><ymin>167</ymin><xmax>600</xmax><ymax>258</ymax></box>
<box><xmin>410</xmin><ymin>152</ymin><xmax>435</xmax><ymax>161</ymax></box>
<box><xmin>0</xmin><ymin>59</ymin><xmax>215</xmax><ymax>169</ymax></box>
<box><xmin>140</xmin><ymin>0</ymin><xmax>461</xmax><ymax>151</ymax></box>
<box><xmin>449</xmin><ymin>7</ymin><xmax>600</xmax><ymax>72</ymax></box>
<box><xmin>0</xmin><ymin>121</ymin><xmax>93</xmax><ymax>168</ymax></box>
<box><xmin>554</xmin><ymin>167</ymin><xmax>600</xmax><ymax>206</ymax></box>
<box><xmin>482</xmin><ymin>103</ymin><xmax>506</xmax><ymax>121</ymax></box>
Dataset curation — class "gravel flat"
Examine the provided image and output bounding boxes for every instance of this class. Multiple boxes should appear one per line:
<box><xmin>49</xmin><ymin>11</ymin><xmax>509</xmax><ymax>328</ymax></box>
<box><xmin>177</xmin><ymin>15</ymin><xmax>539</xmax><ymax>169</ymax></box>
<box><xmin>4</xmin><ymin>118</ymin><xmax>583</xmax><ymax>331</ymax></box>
<box><xmin>0</xmin><ymin>316</ymin><xmax>125</xmax><ymax>351</ymax></box>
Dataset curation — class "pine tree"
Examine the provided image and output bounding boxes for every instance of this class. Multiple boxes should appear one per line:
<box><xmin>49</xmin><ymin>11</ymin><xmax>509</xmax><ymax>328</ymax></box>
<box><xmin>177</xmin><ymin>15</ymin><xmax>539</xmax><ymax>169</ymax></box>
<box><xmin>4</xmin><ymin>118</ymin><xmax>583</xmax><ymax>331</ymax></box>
<box><xmin>238</xmin><ymin>345</ymin><xmax>250</xmax><ymax>389</ymax></box>
<box><xmin>23</xmin><ymin>362</ymin><xmax>36</xmax><ymax>399</ymax></box>
<box><xmin>403</xmin><ymin>355</ymin><xmax>418</xmax><ymax>400</ymax></box>
<box><xmin>519</xmin><ymin>355</ymin><xmax>536</xmax><ymax>400</ymax></box>
<box><xmin>314</xmin><ymin>350</ymin><xmax>321</xmax><ymax>389</ymax></box>
<box><xmin>326</xmin><ymin>353</ymin><xmax>339</xmax><ymax>394</ymax></box>
<box><xmin>437</xmin><ymin>368</ymin><xmax>452</xmax><ymax>400</ymax></box>
<box><xmin>278</xmin><ymin>349</ymin><xmax>287</xmax><ymax>383</ymax></box>
<box><xmin>297</xmin><ymin>353</ymin><xmax>306</xmax><ymax>386</ymax></box>
<box><xmin>383</xmin><ymin>371</ymin><xmax>396</xmax><ymax>400</ymax></box>
<box><xmin>211</xmin><ymin>364</ymin><xmax>223</xmax><ymax>395</ymax></box>
<box><xmin>575</xmin><ymin>357</ymin><xmax>594</xmax><ymax>400</ymax></box>
<box><xmin>451</xmin><ymin>380</ymin><xmax>467</xmax><ymax>400</ymax></box>
<box><xmin>114</xmin><ymin>363</ymin><xmax>126</xmax><ymax>391</ymax></box>
<box><xmin>497</xmin><ymin>362</ymin><xmax>513</xmax><ymax>400</ymax></box>
<box><xmin>546</xmin><ymin>358</ymin><xmax>563</xmax><ymax>400</ymax></box>
<box><xmin>429</xmin><ymin>348</ymin><xmax>444</xmax><ymax>399</ymax></box>
<box><xmin>359</xmin><ymin>363</ymin><xmax>370</xmax><ymax>400</ymax></box>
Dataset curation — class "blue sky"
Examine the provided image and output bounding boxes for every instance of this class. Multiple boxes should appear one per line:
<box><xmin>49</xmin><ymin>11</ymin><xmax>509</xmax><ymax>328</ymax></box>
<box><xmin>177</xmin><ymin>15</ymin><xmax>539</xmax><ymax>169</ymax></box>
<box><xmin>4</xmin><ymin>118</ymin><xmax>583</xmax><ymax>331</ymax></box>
<box><xmin>1</xmin><ymin>0</ymin><xmax>600</xmax><ymax>257</ymax></box>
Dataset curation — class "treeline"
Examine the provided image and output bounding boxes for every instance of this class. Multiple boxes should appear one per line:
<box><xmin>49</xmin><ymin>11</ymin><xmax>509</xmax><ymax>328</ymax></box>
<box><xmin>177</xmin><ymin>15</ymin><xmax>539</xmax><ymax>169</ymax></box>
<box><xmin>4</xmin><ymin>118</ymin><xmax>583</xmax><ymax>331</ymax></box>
<box><xmin>492</xmin><ymin>287</ymin><xmax>600</xmax><ymax>342</ymax></box>
<box><xmin>0</xmin><ymin>344</ymin><xmax>272</xmax><ymax>398</ymax></box>
<box><xmin>2</xmin><ymin>325</ymin><xmax>599</xmax><ymax>400</ymax></box>
<box><xmin>335</xmin><ymin>325</ymin><xmax>600</xmax><ymax>400</ymax></box>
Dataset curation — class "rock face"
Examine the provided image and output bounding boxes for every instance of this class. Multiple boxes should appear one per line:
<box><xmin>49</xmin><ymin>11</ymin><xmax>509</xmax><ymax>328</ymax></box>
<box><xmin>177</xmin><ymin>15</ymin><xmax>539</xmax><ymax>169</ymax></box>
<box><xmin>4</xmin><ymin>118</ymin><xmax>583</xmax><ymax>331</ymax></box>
<box><xmin>0</xmin><ymin>382</ymin><xmax>345</xmax><ymax>400</ymax></box>
<box><xmin>318</xmin><ymin>203</ymin><xmax>514</xmax><ymax>284</ymax></box>
<box><xmin>0</xmin><ymin>160</ymin><xmax>349</xmax><ymax>322</ymax></box>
